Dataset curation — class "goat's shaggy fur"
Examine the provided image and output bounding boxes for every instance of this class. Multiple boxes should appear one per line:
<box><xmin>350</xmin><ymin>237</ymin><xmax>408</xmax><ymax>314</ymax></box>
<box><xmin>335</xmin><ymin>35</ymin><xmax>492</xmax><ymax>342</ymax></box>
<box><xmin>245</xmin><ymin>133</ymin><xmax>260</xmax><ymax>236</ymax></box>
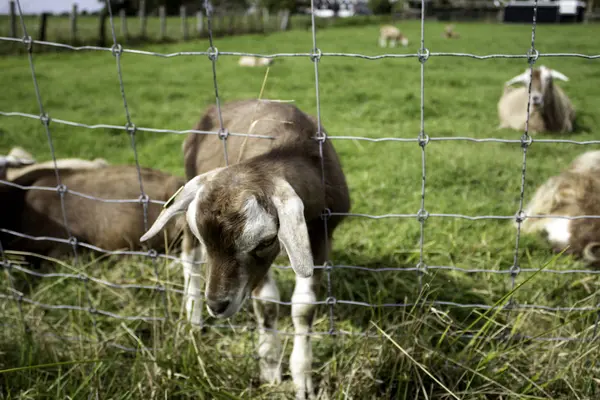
<box><xmin>520</xmin><ymin>150</ymin><xmax>600</xmax><ymax>265</ymax></box>
<box><xmin>498</xmin><ymin>65</ymin><xmax>576</xmax><ymax>134</ymax></box>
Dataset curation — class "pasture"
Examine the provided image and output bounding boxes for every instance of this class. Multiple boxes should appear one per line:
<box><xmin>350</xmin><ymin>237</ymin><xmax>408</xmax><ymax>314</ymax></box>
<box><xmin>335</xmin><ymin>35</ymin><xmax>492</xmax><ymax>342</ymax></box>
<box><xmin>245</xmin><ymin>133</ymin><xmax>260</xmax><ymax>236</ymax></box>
<box><xmin>1</xmin><ymin>20</ymin><xmax>600</xmax><ymax>399</ymax></box>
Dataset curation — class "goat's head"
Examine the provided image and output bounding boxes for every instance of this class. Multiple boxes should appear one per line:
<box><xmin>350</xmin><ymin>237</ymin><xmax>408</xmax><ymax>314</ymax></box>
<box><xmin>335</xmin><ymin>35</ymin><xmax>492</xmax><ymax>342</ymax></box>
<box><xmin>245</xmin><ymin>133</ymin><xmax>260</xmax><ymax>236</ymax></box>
<box><xmin>505</xmin><ymin>65</ymin><xmax>569</xmax><ymax>109</ymax></box>
<box><xmin>140</xmin><ymin>166</ymin><xmax>313</xmax><ymax>319</ymax></box>
<box><xmin>0</xmin><ymin>151</ymin><xmax>36</xmax><ymax>180</ymax></box>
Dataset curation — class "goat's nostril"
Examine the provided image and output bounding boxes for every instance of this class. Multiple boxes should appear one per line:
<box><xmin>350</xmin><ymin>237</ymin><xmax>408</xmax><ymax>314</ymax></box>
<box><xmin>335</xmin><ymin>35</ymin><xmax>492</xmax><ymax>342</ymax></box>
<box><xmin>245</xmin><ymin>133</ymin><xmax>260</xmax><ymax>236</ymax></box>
<box><xmin>207</xmin><ymin>299</ymin><xmax>230</xmax><ymax>315</ymax></box>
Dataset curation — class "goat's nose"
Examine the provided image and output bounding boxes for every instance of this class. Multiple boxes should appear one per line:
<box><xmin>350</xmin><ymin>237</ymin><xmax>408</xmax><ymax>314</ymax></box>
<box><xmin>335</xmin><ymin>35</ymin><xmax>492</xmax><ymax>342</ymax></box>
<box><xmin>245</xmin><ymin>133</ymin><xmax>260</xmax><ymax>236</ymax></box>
<box><xmin>207</xmin><ymin>299</ymin><xmax>230</xmax><ymax>316</ymax></box>
<box><xmin>532</xmin><ymin>95</ymin><xmax>542</xmax><ymax>105</ymax></box>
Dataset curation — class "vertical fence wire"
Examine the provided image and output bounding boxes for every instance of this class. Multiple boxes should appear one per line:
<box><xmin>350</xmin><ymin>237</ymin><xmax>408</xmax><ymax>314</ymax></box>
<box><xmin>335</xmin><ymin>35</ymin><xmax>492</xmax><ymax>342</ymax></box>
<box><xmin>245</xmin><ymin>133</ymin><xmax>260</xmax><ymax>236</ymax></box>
<box><xmin>416</xmin><ymin>0</ymin><xmax>429</xmax><ymax>293</ymax></box>
<box><xmin>13</xmin><ymin>0</ymin><xmax>101</xmax><ymax>396</ymax></box>
<box><xmin>509</xmin><ymin>0</ymin><xmax>539</xmax><ymax>328</ymax></box>
<box><xmin>309</xmin><ymin>0</ymin><xmax>336</xmax><ymax>337</ymax></box>
<box><xmin>103</xmin><ymin>0</ymin><xmax>169</xmax><ymax>358</ymax></box>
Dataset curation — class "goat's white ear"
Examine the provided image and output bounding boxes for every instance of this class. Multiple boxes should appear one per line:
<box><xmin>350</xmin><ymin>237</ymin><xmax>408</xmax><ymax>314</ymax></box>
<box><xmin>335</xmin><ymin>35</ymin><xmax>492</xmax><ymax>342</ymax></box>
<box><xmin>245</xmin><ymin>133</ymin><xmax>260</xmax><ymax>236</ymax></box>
<box><xmin>140</xmin><ymin>167</ymin><xmax>224</xmax><ymax>242</ymax></box>
<box><xmin>550</xmin><ymin>69</ymin><xmax>569</xmax><ymax>82</ymax></box>
<box><xmin>505</xmin><ymin>70</ymin><xmax>530</xmax><ymax>86</ymax></box>
<box><xmin>271</xmin><ymin>178</ymin><xmax>314</xmax><ymax>278</ymax></box>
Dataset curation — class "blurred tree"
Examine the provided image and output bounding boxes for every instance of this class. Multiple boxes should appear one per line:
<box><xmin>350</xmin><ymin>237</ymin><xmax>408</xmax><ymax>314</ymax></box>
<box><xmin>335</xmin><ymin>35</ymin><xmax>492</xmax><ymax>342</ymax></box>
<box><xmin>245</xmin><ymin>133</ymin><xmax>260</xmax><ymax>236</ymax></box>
<box><xmin>369</xmin><ymin>0</ymin><xmax>392</xmax><ymax>14</ymax></box>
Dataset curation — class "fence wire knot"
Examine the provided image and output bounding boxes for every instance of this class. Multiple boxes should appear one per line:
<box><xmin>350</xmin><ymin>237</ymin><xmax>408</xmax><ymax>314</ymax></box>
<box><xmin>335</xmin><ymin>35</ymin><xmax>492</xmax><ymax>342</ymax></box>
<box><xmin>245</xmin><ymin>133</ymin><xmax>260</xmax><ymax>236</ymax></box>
<box><xmin>68</xmin><ymin>236</ymin><xmax>78</xmax><ymax>247</ymax></box>
<box><xmin>418</xmin><ymin>48</ymin><xmax>430</xmax><ymax>63</ymax></box>
<box><xmin>21</xmin><ymin>35</ymin><xmax>32</xmax><ymax>52</ymax></box>
<box><xmin>316</xmin><ymin>130</ymin><xmax>327</xmax><ymax>143</ymax></box>
<box><xmin>515</xmin><ymin>210</ymin><xmax>527</xmax><ymax>224</ymax></box>
<box><xmin>56</xmin><ymin>184</ymin><xmax>68</xmax><ymax>195</ymax></box>
<box><xmin>77</xmin><ymin>273</ymin><xmax>88</xmax><ymax>282</ymax></box>
<box><xmin>325</xmin><ymin>296</ymin><xmax>337</xmax><ymax>306</ymax></box>
<box><xmin>521</xmin><ymin>134</ymin><xmax>533</xmax><ymax>148</ymax></box>
<box><xmin>40</xmin><ymin>113</ymin><xmax>51</xmax><ymax>126</ymax></box>
<box><xmin>207</xmin><ymin>46</ymin><xmax>219</xmax><ymax>61</ymax></box>
<box><xmin>138</xmin><ymin>194</ymin><xmax>149</xmax><ymax>205</ymax></box>
<box><xmin>218</xmin><ymin>127</ymin><xmax>229</xmax><ymax>140</ymax></box>
<box><xmin>310</xmin><ymin>48</ymin><xmax>322</xmax><ymax>63</ymax></box>
<box><xmin>321</xmin><ymin>208</ymin><xmax>332</xmax><ymax>221</ymax></box>
<box><xmin>88</xmin><ymin>307</ymin><xmax>97</xmax><ymax>314</ymax></box>
<box><xmin>418</xmin><ymin>133</ymin><xmax>430</xmax><ymax>148</ymax></box>
<box><xmin>111</xmin><ymin>44</ymin><xmax>123</xmax><ymax>57</ymax></box>
<box><xmin>126</xmin><ymin>123</ymin><xmax>137</xmax><ymax>135</ymax></box>
<box><xmin>417</xmin><ymin>209</ymin><xmax>429</xmax><ymax>222</ymax></box>
<box><xmin>510</xmin><ymin>264</ymin><xmax>521</xmax><ymax>276</ymax></box>
<box><xmin>147</xmin><ymin>249</ymin><xmax>158</xmax><ymax>259</ymax></box>
<box><xmin>527</xmin><ymin>48</ymin><xmax>539</xmax><ymax>64</ymax></box>
<box><xmin>324</xmin><ymin>260</ymin><xmax>333</xmax><ymax>271</ymax></box>
<box><xmin>416</xmin><ymin>261</ymin><xmax>428</xmax><ymax>274</ymax></box>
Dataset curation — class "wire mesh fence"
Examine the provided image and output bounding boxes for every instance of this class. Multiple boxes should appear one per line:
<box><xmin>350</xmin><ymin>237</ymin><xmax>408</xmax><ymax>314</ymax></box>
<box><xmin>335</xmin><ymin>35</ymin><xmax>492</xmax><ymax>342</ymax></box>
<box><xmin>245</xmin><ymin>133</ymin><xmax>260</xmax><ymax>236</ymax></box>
<box><xmin>1</xmin><ymin>0</ymin><xmax>600</xmax><ymax>384</ymax></box>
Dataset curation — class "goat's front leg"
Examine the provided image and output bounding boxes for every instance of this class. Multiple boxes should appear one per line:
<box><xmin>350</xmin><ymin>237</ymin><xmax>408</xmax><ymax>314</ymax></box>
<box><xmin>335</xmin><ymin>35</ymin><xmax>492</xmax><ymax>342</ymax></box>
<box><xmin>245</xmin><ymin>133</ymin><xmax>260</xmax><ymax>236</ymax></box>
<box><xmin>290</xmin><ymin>270</ymin><xmax>322</xmax><ymax>400</ymax></box>
<box><xmin>181</xmin><ymin>226</ymin><xmax>204</xmax><ymax>326</ymax></box>
<box><xmin>252</xmin><ymin>270</ymin><xmax>282</xmax><ymax>384</ymax></box>
<box><xmin>378</xmin><ymin>37</ymin><xmax>387</xmax><ymax>48</ymax></box>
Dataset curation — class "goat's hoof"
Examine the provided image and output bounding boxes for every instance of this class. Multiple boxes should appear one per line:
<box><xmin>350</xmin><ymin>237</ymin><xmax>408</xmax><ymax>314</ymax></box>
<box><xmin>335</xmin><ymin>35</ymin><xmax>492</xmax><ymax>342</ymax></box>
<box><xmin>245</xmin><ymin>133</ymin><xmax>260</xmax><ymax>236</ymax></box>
<box><xmin>260</xmin><ymin>364</ymin><xmax>282</xmax><ymax>385</ymax></box>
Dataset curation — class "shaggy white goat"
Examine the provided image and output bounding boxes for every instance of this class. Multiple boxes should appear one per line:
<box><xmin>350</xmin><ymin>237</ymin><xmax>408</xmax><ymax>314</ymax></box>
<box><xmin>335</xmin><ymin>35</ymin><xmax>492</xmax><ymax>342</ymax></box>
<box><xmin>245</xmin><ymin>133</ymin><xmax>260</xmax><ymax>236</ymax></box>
<box><xmin>520</xmin><ymin>150</ymin><xmax>600</xmax><ymax>265</ymax></box>
<box><xmin>378</xmin><ymin>25</ymin><xmax>409</xmax><ymax>47</ymax></box>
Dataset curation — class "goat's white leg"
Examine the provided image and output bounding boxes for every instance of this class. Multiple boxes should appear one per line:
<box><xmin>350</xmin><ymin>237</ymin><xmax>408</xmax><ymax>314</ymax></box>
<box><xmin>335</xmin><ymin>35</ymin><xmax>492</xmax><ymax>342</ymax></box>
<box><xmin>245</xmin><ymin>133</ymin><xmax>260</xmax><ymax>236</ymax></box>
<box><xmin>389</xmin><ymin>38</ymin><xmax>397</xmax><ymax>47</ymax></box>
<box><xmin>378</xmin><ymin>37</ymin><xmax>387</xmax><ymax>47</ymax></box>
<box><xmin>182</xmin><ymin>228</ymin><xmax>204</xmax><ymax>326</ymax></box>
<box><xmin>290</xmin><ymin>274</ymin><xmax>319</xmax><ymax>400</ymax></box>
<box><xmin>252</xmin><ymin>270</ymin><xmax>282</xmax><ymax>384</ymax></box>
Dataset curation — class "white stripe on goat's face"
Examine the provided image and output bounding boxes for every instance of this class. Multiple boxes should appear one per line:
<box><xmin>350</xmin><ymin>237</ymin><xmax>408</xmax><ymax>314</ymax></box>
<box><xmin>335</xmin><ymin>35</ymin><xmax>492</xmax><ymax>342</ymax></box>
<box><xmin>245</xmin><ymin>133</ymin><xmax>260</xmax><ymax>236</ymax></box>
<box><xmin>238</xmin><ymin>196</ymin><xmax>278</xmax><ymax>253</ymax></box>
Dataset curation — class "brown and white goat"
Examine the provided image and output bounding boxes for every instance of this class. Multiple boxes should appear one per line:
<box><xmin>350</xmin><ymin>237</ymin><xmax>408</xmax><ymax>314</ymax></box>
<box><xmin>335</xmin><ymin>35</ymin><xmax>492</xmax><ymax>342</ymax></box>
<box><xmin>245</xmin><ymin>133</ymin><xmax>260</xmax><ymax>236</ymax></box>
<box><xmin>520</xmin><ymin>150</ymin><xmax>600</xmax><ymax>265</ymax></box>
<box><xmin>498</xmin><ymin>65</ymin><xmax>576</xmax><ymax>134</ymax></box>
<box><xmin>379</xmin><ymin>25</ymin><xmax>409</xmax><ymax>48</ymax></box>
<box><xmin>1</xmin><ymin>164</ymin><xmax>186</xmax><ymax>261</ymax></box>
<box><xmin>140</xmin><ymin>99</ymin><xmax>351</xmax><ymax>399</ymax></box>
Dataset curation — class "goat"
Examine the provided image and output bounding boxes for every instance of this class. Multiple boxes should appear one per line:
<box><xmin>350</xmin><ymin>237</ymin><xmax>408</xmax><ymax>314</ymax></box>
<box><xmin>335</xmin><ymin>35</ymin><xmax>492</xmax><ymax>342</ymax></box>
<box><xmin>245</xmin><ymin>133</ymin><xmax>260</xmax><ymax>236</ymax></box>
<box><xmin>498</xmin><ymin>65</ymin><xmax>576</xmax><ymax>134</ymax></box>
<box><xmin>1</xmin><ymin>164</ymin><xmax>186</xmax><ymax>262</ymax></box>
<box><xmin>442</xmin><ymin>24</ymin><xmax>460</xmax><ymax>39</ymax></box>
<box><xmin>378</xmin><ymin>25</ymin><xmax>409</xmax><ymax>48</ymax></box>
<box><xmin>4</xmin><ymin>147</ymin><xmax>109</xmax><ymax>181</ymax></box>
<box><xmin>519</xmin><ymin>150</ymin><xmax>600</xmax><ymax>265</ymax></box>
<box><xmin>238</xmin><ymin>56</ymin><xmax>273</xmax><ymax>67</ymax></box>
<box><xmin>139</xmin><ymin>99</ymin><xmax>351</xmax><ymax>399</ymax></box>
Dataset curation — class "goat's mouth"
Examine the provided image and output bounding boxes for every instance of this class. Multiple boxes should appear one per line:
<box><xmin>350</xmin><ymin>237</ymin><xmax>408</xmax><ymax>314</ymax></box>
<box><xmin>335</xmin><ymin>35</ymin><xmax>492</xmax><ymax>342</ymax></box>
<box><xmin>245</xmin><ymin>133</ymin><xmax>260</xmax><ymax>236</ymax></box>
<box><xmin>206</xmin><ymin>286</ymin><xmax>249</xmax><ymax>319</ymax></box>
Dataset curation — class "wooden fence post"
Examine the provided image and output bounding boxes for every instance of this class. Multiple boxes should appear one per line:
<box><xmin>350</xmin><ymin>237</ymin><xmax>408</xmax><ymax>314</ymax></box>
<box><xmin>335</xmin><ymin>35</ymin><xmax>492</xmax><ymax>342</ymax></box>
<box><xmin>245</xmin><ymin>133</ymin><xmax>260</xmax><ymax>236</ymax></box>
<box><xmin>180</xmin><ymin>5</ymin><xmax>188</xmax><ymax>40</ymax></box>
<box><xmin>196</xmin><ymin>11</ymin><xmax>204</xmax><ymax>35</ymax></box>
<box><xmin>139</xmin><ymin>0</ymin><xmax>147</xmax><ymax>38</ymax></box>
<box><xmin>120</xmin><ymin>8</ymin><xmax>128</xmax><ymax>39</ymax></box>
<box><xmin>9</xmin><ymin>1</ymin><xmax>17</xmax><ymax>37</ymax></box>
<box><xmin>280</xmin><ymin>9</ymin><xmax>290</xmax><ymax>31</ymax></box>
<box><xmin>70</xmin><ymin>3</ymin><xmax>78</xmax><ymax>43</ymax></box>
<box><xmin>159</xmin><ymin>6</ymin><xmax>166</xmax><ymax>40</ymax></box>
<box><xmin>38</xmin><ymin>13</ymin><xmax>49</xmax><ymax>41</ymax></box>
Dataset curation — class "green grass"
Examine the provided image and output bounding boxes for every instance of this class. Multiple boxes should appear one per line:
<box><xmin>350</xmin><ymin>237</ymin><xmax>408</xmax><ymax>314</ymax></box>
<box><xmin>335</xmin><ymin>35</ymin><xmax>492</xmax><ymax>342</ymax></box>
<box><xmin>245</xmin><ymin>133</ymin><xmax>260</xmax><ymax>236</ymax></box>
<box><xmin>1</xmin><ymin>20</ymin><xmax>600</xmax><ymax>399</ymax></box>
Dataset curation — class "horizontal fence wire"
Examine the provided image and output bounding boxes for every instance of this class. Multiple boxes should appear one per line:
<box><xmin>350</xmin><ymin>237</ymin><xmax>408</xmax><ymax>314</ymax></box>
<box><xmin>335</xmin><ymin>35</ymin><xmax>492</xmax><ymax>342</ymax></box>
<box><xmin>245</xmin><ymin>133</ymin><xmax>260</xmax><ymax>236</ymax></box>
<box><xmin>0</xmin><ymin>0</ymin><xmax>599</xmax><ymax>361</ymax></box>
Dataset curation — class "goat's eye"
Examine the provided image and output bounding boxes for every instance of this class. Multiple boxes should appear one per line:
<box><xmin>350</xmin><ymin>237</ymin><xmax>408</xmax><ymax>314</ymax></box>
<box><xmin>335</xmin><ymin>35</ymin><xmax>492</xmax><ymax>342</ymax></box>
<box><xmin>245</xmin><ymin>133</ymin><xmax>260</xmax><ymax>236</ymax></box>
<box><xmin>253</xmin><ymin>236</ymin><xmax>277</xmax><ymax>253</ymax></box>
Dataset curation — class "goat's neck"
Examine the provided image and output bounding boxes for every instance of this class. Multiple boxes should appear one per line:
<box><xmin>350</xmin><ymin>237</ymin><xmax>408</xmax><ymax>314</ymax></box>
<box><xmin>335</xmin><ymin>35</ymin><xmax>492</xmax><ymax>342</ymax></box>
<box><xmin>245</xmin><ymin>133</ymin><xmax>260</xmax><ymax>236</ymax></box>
<box><xmin>541</xmin><ymin>85</ymin><xmax>561</xmax><ymax>129</ymax></box>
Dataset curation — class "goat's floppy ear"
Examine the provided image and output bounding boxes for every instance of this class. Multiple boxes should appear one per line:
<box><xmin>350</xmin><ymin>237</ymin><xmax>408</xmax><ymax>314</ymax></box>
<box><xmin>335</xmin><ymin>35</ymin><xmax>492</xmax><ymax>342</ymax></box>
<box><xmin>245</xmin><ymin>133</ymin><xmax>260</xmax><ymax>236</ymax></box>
<box><xmin>271</xmin><ymin>177</ymin><xmax>314</xmax><ymax>278</ymax></box>
<box><xmin>550</xmin><ymin>69</ymin><xmax>569</xmax><ymax>82</ymax></box>
<box><xmin>505</xmin><ymin>70</ymin><xmax>530</xmax><ymax>86</ymax></box>
<box><xmin>140</xmin><ymin>167</ymin><xmax>224</xmax><ymax>242</ymax></box>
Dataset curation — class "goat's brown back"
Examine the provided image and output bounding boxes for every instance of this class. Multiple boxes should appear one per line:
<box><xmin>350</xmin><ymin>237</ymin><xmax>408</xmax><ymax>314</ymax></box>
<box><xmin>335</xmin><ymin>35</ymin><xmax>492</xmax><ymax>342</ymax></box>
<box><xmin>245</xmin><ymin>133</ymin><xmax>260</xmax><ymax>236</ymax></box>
<box><xmin>2</xmin><ymin>165</ymin><xmax>186</xmax><ymax>257</ymax></box>
<box><xmin>184</xmin><ymin>99</ymin><xmax>350</xmax><ymax>236</ymax></box>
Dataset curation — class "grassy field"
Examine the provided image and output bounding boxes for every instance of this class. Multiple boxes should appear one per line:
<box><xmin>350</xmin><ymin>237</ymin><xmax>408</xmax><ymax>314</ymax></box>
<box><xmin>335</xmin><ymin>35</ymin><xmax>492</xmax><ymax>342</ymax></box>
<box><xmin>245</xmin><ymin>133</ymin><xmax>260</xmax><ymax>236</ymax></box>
<box><xmin>1</xmin><ymin>20</ymin><xmax>600</xmax><ymax>399</ymax></box>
